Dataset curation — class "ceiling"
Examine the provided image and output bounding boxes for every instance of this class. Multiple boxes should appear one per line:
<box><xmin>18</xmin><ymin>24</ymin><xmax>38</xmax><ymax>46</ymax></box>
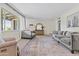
<box><xmin>13</xmin><ymin>3</ymin><xmax>79</xmax><ymax>20</ymax></box>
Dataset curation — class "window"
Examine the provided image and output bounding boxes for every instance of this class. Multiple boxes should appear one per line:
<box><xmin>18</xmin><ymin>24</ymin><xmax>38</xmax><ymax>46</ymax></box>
<box><xmin>1</xmin><ymin>8</ymin><xmax>19</xmax><ymax>32</ymax></box>
<box><xmin>58</xmin><ymin>20</ymin><xmax>61</xmax><ymax>31</ymax></box>
<box><xmin>35</xmin><ymin>23</ymin><xmax>44</xmax><ymax>30</ymax></box>
<box><xmin>3</xmin><ymin>19</ymin><xmax>12</xmax><ymax>31</ymax></box>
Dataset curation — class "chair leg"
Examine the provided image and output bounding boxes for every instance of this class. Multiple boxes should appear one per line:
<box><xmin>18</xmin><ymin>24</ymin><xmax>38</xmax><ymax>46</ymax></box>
<box><xmin>17</xmin><ymin>47</ymin><xmax>20</xmax><ymax>56</ymax></box>
<box><xmin>58</xmin><ymin>41</ymin><xmax>60</xmax><ymax>43</ymax></box>
<box><xmin>71</xmin><ymin>50</ymin><xmax>74</xmax><ymax>54</ymax></box>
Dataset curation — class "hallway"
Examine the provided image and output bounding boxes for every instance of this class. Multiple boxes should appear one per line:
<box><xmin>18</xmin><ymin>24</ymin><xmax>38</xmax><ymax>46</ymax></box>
<box><xmin>20</xmin><ymin>36</ymin><xmax>79</xmax><ymax>56</ymax></box>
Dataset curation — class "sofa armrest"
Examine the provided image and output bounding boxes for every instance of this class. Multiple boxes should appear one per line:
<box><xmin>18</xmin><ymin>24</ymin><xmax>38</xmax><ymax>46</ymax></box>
<box><xmin>0</xmin><ymin>40</ymin><xmax>17</xmax><ymax>48</ymax></box>
<box><xmin>31</xmin><ymin>31</ymin><xmax>35</xmax><ymax>33</ymax></box>
<box><xmin>3</xmin><ymin>38</ymin><xmax>16</xmax><ymax>42</ymax></box>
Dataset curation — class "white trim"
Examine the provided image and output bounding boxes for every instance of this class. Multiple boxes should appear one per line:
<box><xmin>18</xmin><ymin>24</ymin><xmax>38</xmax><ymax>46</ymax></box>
<box><xmin>5</xmin><ymin>3</ymin><xmax>25</xmax><ymax>18</ymax></box>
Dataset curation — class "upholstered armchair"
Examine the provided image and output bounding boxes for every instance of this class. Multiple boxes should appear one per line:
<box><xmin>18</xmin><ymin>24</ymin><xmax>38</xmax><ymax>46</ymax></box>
<box><xmin>21</xmin><ymin>30</ymin><xmax>36</xmax><ymax>39</ymax></box>
<box><xmin>0</xmin><ymin>38</ymin><xmax>17</xmax><ymax>56</ymax></box>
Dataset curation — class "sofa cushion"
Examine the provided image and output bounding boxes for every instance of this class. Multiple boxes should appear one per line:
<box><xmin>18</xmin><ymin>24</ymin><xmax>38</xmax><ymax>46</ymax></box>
<box><xmin>58</xmin><ymin>31</ymin><xmax>63</xmax><ymax>35</ymax></box>
<box><xmin>63</xmin><ymin>31</ymin><xmax>68</xmax><ymax>35</ymax></box>
<box><xmin>56</xmin><ymin>35</ymin><xmax>70</xmax><ymax>39</ymax></box>
<box><xmin>61</xmin><ymin>38</ymin><xmax>71</xmax><ymax>46</ymax></box>
<box><xmin>61</xmin><ymin>31</ymin><xmax>64</xmax><ymax>35</ymax></box>
<box><xmin>24</xmin><ymin>30</ymin><xmax>31</xmax><ymax>35</ymax></box>
<box><xmin>53</xmin><ymin>31</ymin><xmax>58</xmax><ymax>34</ymax></box>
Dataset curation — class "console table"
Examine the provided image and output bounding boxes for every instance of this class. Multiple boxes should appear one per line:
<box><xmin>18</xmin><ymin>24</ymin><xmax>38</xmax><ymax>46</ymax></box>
<box><xmin>35</xmin><ymin>30</ymin><xmax>44</xmax><ymax>35</ymax></box>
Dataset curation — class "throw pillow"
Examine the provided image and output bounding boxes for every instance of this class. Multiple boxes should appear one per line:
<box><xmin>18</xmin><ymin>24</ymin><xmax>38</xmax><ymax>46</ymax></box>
<box><xmin>66</xmin><ymin>32</ymin><xmax>71</xmax><ymax>37</ymax></box>
<box><xmin>64</xmin><ymin>31</ymin><xmax>68</xmax><ymax>36</ymax></box>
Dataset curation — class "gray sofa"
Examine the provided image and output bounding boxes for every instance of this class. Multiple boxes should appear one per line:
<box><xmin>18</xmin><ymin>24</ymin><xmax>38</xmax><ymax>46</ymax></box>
<box><xmin>21</xmin><ymin>30</ymin><xmax>36</xmax><ymax>39</ymax></box>
<box><xmin>52</xmin><ymin>31</ymin><xmax>79</xmax><ymax>53</ymax></box>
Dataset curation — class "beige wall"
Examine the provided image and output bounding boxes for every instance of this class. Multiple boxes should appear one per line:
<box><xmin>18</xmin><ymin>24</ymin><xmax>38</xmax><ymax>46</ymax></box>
<box><xmin>56</xmin><ymin>6</ymin><xmax>79</xmax><ymax>32</ymax></box>
<box><xmin>26</xmin><ymin>18</ymin><xmax>56</xmax><ymax>35</ymax></box>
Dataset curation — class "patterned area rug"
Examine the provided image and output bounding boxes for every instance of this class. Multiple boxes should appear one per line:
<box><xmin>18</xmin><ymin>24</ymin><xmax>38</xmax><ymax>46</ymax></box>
<box><xmin>20</xmin><ymin>36</ymin><xmax>79</xmax><ymax>56</ymax></box>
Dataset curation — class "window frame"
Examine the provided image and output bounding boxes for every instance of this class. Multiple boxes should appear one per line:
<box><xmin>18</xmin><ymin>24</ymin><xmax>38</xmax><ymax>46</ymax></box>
<box><xmin>1</xmin><ymin>8</ymin><xmax>19</xmax><ymax>32</ymax></box>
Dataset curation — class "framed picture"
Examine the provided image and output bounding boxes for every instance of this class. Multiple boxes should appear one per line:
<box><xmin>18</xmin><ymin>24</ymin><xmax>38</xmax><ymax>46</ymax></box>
<box><xmin>67</xmin><ymin>11</ymin><xmax>79</xmax><ymax>27</ymax></box>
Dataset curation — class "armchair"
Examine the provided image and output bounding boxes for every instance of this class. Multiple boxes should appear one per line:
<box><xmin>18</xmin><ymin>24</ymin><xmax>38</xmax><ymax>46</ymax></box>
<box><xmin>0</xmin><ymin>38</ymin><xmax>17</xmax><ymax>56</ymax></box>
<box><xmin>21</xmin><ymin>30</ymin><xmax>36</xmax><ymax>39</ymax></box>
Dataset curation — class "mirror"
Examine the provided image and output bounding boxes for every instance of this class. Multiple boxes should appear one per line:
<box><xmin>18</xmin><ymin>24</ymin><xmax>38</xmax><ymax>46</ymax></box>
<box><xmin>35</xmin><ymin>23</ymin><xmax>44</xmax><ymax>30</ymax></box>
<box><xmin>1</xmin><ymin>8</ymin><xmax>20</xmax><ymax>31</ymax></box>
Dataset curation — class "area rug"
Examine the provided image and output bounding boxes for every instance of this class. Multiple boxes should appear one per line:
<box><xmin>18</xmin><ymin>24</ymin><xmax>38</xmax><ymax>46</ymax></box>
<box><xmin>20</xmin><ymin>36</ymin><xmax>79</xmax><ymax>56</ymax></box>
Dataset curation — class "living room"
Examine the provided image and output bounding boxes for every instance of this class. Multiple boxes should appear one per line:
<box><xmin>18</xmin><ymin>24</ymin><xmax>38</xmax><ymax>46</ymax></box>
<box><xmin>1</xmin><ymin>3</ymin><xmax>79</xmax><ymax>56</ymax></box>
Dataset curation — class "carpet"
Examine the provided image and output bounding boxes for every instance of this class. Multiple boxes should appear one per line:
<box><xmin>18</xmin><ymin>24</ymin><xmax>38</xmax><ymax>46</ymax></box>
<box><xmin>20</xmin><ymin>36</ymin><xmax>79</xmax><ymax>56</ymax></box>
